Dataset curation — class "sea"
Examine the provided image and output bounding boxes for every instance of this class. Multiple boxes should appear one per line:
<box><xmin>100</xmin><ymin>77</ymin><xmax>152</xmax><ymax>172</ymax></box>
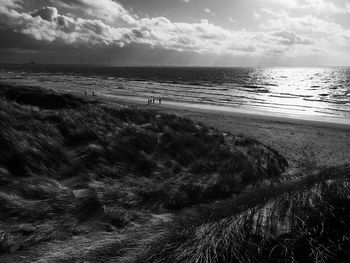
<box><xmin>0</xmin><ymin>64</ymin><xmax>349</xmax><ymax>124</ymax></box>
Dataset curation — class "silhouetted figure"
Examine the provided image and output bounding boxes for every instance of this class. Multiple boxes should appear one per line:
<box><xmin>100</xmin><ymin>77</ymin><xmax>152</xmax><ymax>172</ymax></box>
<box><xmin>159</xmin><ymin>99</ymin><xmax>162</xmax><ymax>104</ymax></box>
<box><xmin>84</xmin><ymin>91</ymin><xmax>87</xmax><ymax>96</ymax></box>
<box><xmin>92</xmin><ymin>91</ymin><xmax>95</xmax><ymax>96</ymax></box>
<box><xmin>152</xmin><ymin>98</ymin><xmax>155</xmax><ymax>103</ymax></box>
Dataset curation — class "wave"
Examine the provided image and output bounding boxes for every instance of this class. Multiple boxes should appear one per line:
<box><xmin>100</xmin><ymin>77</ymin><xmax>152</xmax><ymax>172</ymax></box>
<box><xmin>1</xmin><ymin>66</ymin><xmax>349</xmax><ymax>121</ymax></box>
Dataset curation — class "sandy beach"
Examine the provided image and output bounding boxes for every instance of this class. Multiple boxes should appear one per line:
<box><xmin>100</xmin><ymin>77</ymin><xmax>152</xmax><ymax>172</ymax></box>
<box><xmin>80</xmin><ymin>93</ymin><xmax>350</xmax><ymax>179</ymax></box>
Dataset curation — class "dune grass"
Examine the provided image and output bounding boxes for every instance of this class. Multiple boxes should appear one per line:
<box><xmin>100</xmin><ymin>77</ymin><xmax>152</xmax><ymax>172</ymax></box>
<box><xmin>137</xmin><ymin>165</ymin><xmax>350</xmax><ymax>263</ymax></box>
<box><xmin>0</xmin><ymin>84</ymin><xmax>349</xmax><ymax>263</ymax></box>
<box><xmin>0</xmin><ymin>84</ymin><xmax>288</xmax><ymax>257</ymax></box>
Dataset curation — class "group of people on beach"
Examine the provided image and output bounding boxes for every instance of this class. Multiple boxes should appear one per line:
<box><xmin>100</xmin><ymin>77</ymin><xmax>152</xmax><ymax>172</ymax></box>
<box><xmin>83</xmin><ymin>91</ymin><xmax>162</xmax><ymax>105</ymax></box>
<box><xmin>148</xmin><ymin>98</ymin><xmax>162</xmax><ymax>104</ymax></box>
<box><xmin>84</xmin><ymin>91</ymin><xmax>96</xmax><ymax>96</ymax></box>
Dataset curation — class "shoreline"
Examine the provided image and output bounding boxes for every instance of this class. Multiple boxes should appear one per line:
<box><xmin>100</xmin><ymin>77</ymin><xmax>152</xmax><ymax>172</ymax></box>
<box><xmin>1</xmin><ymin>78</ymin><xmax>349</xmax><ymax>127</ymax></box>
<box><xmin>77</xmin><ymin>92</ymin><xmax>350</xmax><ymax>129</ymax></box>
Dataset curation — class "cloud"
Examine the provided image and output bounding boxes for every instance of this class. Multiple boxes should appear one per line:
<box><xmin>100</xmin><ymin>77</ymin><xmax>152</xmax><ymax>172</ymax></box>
<box><xmin>227</xmin><ymin>17</ymin><xmax>235</xmax><ymax>23</ymax></box>
<box><xmin>264</xmin><ymin>0</ymin><xmax>350</xmax><ymax>14</ymax></box>
<box><xmin>259</xmin><ymin>9</ymin><xmax>350</xmax><ymax>53</ymax></box>
<box><xmin>0</xmin><ymin>4</ymin><xmax>129</xmax><ymax>45</ymax></box>
<box><xmin>0</xmin><ymin>0</ymin><xmax>344</xmax><ymax>59</ymax></box>
<box><xmin>253</xmin><ymin>10</ymin><xmax>260</xmax><ymax>19</ymax></box>
<box><xmin>32</xmin><ymin>7</ymin><xmax>58</xmax><ymax>21</ymax></box>
<box><xmin>0</xmin><ymin>0</ymin><xmax>22</xmax><ymax>9</ymax></box>
<box><xmin>261</xmin><ymin>14</ymin><xmax>349</xmax><ymax>38</ymax></box>
<box><xmin>56</xmin><ymin>0</ymin><xmax>136</xmax><ymax>24</ymax></box>
<box><xmin>204</xmin><ymin>8</ymin><xmax>215</xmax><ymax>17</ymax></box>
<box><xmin>273</xmin><ymin>31</ymin><xmax>313</xmax><ymax>45</ymax></box>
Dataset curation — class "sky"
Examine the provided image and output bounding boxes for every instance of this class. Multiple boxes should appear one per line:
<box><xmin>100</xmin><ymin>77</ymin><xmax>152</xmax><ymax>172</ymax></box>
<box><xmin>0</xmin><ymin>0</ymin><xmax>350</xmax><ymax>66</ymax></box>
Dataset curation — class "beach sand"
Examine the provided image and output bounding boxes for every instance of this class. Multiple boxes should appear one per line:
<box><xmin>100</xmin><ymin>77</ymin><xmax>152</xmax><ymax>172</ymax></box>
<box><xmin>80</xmin><ymin>93</ymin><xmax>350</xmax><ymax>179</ymax></box>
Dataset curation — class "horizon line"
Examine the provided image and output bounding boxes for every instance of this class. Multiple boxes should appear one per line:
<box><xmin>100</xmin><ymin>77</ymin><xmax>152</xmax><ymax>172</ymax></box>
<box><xmin>0</xmin><ymin>62</ymin><xmax>350</xmax><ymax>68</ymax></box>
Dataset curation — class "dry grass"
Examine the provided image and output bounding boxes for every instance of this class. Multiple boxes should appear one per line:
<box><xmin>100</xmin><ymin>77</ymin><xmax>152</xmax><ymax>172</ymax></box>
<box><xmin>138</xmin><ymin>165</ymin><xmax>350</xmax><ymax>263</ymax></box>
<box><xmin>0</xmin><ymin>84</ymin><xmax>287</xmax><ymax>261</ymax></box>
<box><xmin>1</xmin><ymin>84</ymin><xmax>349</xmax><ymax>263</ymax></box>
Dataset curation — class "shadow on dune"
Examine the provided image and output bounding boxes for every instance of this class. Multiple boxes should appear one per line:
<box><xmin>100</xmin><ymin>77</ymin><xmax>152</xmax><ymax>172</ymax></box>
<box><xmin>141</xmin><ymin>165</ymin><xmax>350</xmax><ymax>263</ymax></box>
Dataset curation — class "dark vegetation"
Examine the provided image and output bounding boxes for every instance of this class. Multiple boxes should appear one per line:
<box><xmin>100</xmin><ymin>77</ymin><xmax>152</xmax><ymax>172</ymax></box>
<box><xmin>0</xmin><ymin>84</ymin><xmax>286</xmax><ymax>256</ymax></box>
<box><xmin>140</xmin><ymin>165</ymin><xmax>350</xmax><ymax>263</ymax></box>
<box><xmin>0</xmin><ymin>84</ymin><xmax>86</xmax><ymax>110</ymax></box>
<box><xmin>0</xmin><ymin>83</ymin><xmax>349</xmax><ymax>263</ymax></box>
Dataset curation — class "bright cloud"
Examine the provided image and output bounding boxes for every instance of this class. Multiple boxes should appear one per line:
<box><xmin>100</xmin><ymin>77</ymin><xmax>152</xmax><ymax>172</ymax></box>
<box><xmin>56</xmin><ymin>0</ymin><xmax>136</xmax><ymax>24</ymax></box>
<box><xmin>260</xmin><ymin>12</ymin><xmax>350</xmax><ymax>50</ymax></box>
